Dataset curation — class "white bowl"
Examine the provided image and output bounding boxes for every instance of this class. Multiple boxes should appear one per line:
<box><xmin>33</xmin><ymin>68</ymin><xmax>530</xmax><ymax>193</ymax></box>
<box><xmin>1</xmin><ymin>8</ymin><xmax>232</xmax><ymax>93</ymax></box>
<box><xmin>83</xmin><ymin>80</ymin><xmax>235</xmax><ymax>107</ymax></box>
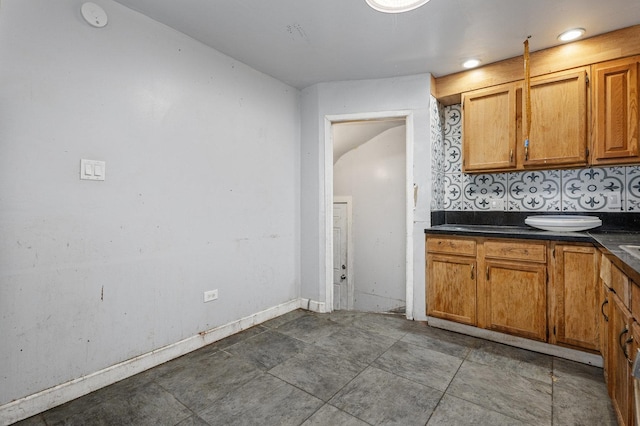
<box><xmin>525</xmin><ymin>215</ymin><xmax>602</xmax><ymax>232</ymax></box>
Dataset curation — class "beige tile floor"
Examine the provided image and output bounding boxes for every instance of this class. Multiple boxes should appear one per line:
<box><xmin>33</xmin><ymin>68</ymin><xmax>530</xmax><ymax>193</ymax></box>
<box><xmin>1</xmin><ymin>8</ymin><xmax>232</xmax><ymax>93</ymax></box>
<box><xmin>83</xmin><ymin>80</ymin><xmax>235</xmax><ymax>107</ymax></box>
<box><xmin>15</xmin><ymin>309</ymin><xmax>616</xmax><ymax>425</ymax></box>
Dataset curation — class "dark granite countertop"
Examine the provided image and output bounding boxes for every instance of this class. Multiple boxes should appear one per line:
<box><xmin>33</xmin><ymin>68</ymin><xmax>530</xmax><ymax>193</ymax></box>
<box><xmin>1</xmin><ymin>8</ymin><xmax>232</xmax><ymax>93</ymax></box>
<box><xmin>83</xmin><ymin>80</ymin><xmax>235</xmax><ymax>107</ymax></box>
<box><xmin>425</xmin><ymin>224</ymin><xmax>640</xmax><ymax>281</ymax></box>
<box><xmin>589</xmin><ymin>231</ymin><xmax>640</xmax><ymax>282</ymax></box>
<box><xmin>425</xmin><ymin>224</ymin><xmax>593</xmax><ymax>242</ymax></box>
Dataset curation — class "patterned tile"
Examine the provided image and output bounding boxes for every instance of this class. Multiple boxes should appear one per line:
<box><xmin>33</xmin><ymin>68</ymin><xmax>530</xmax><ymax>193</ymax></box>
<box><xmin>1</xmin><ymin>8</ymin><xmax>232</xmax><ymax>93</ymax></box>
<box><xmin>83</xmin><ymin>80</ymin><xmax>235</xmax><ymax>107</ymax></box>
<box><xmin>561</xmin><ymin>167</ymin><xmax>625</xmax><ymax>212</ymax></box>
<box><xmin>431</xmin><ymin>96</ymin><xmax>445</xmax><ymax>210</ymax></box>
<box><xmin>444</xmin><ymin>173</ymin><xmax>464</xmax><ymax>211</ymax></box>
<box><xmin>626</xmin><ymin>166</ymin><xmax>640</xmax><ymax>211</ymax></box>
<box><xmin>466</xmin><ymin>174</ymin><xmax>507</xmax><ymax>211</ymax></box>
<box><xmin>432</xmin><ymin>171</ymin><xmax>445</xmax><ymax>210</ymax></box>
<box><xmin>508</xmin><ymin>171</ymin><xmax>561</xmax><ymax>212</ymax></box>
<box><xmin>435</xmin><ymin>104</ymin><xmax>638</xmax><ymax>214</ymax></box>
<box><xmin>444</xmin><ymin>105</ymin><xmax>462</xmax><ymax>174</ymax></box>
<box><xmin>431</xmin><ymin>96</ymin><xmax>445</xmax><ymax>174</ymax></box>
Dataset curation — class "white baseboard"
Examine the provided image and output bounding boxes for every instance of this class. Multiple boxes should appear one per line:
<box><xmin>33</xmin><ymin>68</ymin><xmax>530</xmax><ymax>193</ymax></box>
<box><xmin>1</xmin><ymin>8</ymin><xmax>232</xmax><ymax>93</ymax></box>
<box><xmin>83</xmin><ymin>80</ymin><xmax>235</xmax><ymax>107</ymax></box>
<box><xmin>299</xmin><ymin>298</ymin><xmax>327</xmax><ymax>313</ymax></box>
<box><xmin>427</xmin><ymin>316</ymin><xmax>603</xmax><ymax>367</ymax></box>
<box><xmin>1</xmin><ymin>298</ymin><xmax>305</xmax><ymax>426</ymax></box>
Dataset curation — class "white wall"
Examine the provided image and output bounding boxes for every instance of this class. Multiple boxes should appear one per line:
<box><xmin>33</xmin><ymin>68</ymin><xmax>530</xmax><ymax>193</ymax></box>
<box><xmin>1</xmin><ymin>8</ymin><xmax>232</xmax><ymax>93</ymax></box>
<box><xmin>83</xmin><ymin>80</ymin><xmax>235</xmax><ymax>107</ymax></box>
<box><xmin>300</xmin><ymin>75</ymin><xmax>432</xmax><ymax>320</ymax></box>
<box><xmin>334</xmin><ymin>126</ymin><xmax>406</xmax><ymax>311</ymax></box>
<box><xmin>0</xmin><ymin>0</ymin><xmax>300</xmax><ymax>410</ymax></box>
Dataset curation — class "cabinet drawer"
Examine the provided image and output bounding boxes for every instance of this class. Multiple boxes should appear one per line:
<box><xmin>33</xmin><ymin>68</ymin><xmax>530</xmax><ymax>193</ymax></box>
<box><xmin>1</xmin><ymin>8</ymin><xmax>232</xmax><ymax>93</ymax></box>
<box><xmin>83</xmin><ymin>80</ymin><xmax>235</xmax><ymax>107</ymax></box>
<box><xmin>611</xmin><ymin>264</ymin><xmax>630</xmax><ymax>308</ymax></box>
<box><xmin>484</xmin><ymin>240</ymin><xmax>546</xmax><ymax>262</ymax></box>
<box><xmin>600</xmin><ymin>253</ymin><xmax>612</xmax><ymax>285</ymax></box>
<box><xmin>427</xmin><ymin>237</ymin><xmax>476</xmax><ymax>256</ymax></box>
<box><xmin>632</xmin><ymin>281</ymin><xmax>640</xmax><ymax>319</ymax></box>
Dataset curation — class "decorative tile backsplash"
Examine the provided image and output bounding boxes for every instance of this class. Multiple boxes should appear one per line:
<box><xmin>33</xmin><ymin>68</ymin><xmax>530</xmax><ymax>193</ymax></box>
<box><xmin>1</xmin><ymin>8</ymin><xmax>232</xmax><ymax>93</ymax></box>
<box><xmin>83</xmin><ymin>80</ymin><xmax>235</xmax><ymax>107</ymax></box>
<box><xmin>430</xmin><ymin>99</ymin><xmax>637</xmax><ymax>213</ymax></box>
<box><xmin>430</xmin><ymin>96</ymin><xmax>445</xmax><ymax>211</ymax></box>
<box><xmin>508</xmin><ymin>170</ymin><xmax>560</xmax><ymax>212</ymax></box>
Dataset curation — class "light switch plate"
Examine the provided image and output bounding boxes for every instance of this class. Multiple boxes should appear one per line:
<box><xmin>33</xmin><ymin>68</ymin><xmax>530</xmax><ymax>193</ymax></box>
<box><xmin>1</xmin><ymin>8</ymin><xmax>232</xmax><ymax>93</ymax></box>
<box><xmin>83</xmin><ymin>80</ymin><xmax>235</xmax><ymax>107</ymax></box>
<box><xmin>80</xmin><ymin>159</ymin><xmax>106</xmax><ymax>181</ymax></box>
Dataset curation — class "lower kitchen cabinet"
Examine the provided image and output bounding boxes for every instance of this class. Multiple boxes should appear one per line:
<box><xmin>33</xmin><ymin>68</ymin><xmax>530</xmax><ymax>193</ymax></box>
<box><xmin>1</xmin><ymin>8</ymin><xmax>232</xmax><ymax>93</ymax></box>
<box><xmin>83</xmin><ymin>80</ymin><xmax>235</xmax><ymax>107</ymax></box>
<box><xmin>426</xmin><ymin>234</ymin><xmax>640</xmax><ymax>426</ymax></box>
<box><xmin>485</xmin><ymin>259</ymin><xmax>547</xmax><ymax>341</ymax></box>
<box><xmin>482</xmin><ymin>239</ymin><xmax>547</xmax><ymax>341</ymax></box>
<box><xmin>600</xmin><ymin>253</ymin><xmax>640</xmax><ymax>426</ymax></box>
<box><xmin>427</xmin><ymin>253</ymin><xmax>477</xmax><ymax>325</ymax></box>
<box><xmin>426</xmin><ymin>236</ymin><xmax>477</xmax><ymax>325</ymax></box>
<box><xmin>609</xmin><ymin>293</ymin><xmax>634</xmax><ymax>426</ymax></box>
<box><xmin>426</xmin><ymin>236</ymin><xmax>599</xmax><ymax>349</ymax></box>
<box><xmin>631</xmin><ymin>322</ymin><xmax>640</xmax><ymax>426</ymax></box>
<box><xmin>552</xmin><ymin>244</ymin><xmax>600</xmax><ymax>351</ymax></box>
<box><xmin>601</xmin><ymin>280</ymin><xmax>613</xmax><ymax>392</ymax></box>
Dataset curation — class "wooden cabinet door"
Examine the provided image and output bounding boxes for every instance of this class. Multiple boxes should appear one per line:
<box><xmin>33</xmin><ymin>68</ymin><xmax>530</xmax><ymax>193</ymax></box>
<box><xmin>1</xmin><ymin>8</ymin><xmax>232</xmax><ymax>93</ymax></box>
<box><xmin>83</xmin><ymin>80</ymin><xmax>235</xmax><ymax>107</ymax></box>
<box><xmin>427</xmin><ymin>254</ymin><xmax>477</xmax><ymax>325</ymax></box>
<box><xmin>601</xmin><ymin>282</ymin><xmax>613</xmax><ymax>393</ymax></box>
<box><xmin>485</xmin><ymin>259</ymin><xmax>547</xmax><ymax>341</ymax></box>
<box><xmin>524</xmin><ymin>67</ymin><xmax>589</xmax><ymax>168</ymax></box>
<box><xmin>609</xmin><ymin>294</ymin><xmax>634</xmax><ymax>426</ymax></box>
<box><xmin>462</xmin><ymin>82</ymin><xmax>519</xmax><ymax>172</ymax></box>
<box><xmin>552</xmin><ymin>244</ymin><xmax>600</xmax><ymax>351</ymax></box>
<box><xmin>631</xmin><ymin>322</ymin><xmax>640</xmax><ymax>426</ymax></box>
<box><xmin>592</xmin><ymin>56</ymin><xmax>640</xmax><ymax>165</ymax></box>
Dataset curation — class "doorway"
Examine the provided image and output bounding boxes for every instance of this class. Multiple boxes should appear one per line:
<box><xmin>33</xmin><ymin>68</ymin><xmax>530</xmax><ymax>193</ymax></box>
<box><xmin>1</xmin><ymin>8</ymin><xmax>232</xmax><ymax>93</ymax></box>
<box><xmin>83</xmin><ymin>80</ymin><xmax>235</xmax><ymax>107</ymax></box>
<box><xmin>325</xmin><ymin>111</ymin><xmax>414</xmax><ymax>318</ymax></box>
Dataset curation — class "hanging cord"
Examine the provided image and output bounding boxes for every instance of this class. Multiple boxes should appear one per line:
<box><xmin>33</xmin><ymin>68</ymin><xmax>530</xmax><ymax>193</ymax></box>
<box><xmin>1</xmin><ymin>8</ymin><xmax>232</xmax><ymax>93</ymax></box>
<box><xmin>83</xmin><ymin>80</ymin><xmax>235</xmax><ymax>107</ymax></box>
<box><xmin>523</xmin><ymin>36</ymin><xmax>531</xmax><ymax>161</ymax></box>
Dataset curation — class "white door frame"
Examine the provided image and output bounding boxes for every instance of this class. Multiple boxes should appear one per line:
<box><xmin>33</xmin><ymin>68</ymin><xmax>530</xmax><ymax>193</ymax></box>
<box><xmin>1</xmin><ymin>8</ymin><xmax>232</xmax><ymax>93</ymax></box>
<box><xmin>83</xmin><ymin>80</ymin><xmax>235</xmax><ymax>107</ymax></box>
<box><xmin>324</xmin><ymin>111</ymin><xmax>414</xmax><ymax>319</ymax></box>
<box><xmin>333</xmin><ymin>197</ymin><xmax>354</xmax><ymax>310</ymax></box>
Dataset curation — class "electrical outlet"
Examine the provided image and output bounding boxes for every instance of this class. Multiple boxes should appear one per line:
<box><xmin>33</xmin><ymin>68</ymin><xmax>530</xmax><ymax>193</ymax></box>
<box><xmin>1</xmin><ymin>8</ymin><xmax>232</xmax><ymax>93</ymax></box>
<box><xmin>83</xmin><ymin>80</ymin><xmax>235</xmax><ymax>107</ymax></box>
<box><xmin>203</xmin><ymin>289</ymin><xmax>218</xmax><ymax>302</ymax></box>
<box><xmin>607</xmin><ymin>193</ymin><xmax>622</xmax><ymax>210</ymax></box>
<box><xmin>489</xmin><ymin>199</ymin><xmax>505</xmax><ymax>211</ymax></box>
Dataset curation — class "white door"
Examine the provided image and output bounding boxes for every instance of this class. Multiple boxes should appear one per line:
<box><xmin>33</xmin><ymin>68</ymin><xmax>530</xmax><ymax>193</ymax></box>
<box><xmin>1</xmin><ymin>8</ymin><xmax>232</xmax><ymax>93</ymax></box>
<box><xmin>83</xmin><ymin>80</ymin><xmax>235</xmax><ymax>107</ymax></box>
<box><xmin>333</xmin><ymin>202</ymin><xmax>349</xmax><ymax>310</ymax></box>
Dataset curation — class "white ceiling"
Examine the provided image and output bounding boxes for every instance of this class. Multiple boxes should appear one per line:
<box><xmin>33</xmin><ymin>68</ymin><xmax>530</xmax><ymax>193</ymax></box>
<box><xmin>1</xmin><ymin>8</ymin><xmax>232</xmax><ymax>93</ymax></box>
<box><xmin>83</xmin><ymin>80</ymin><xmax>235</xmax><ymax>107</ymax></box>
<box><xmin>113</xmin><ymin>0</ymin><xmax>640</xmax><ymax>89</ymax></box>
<box><xmin>333</xmin><ymin>119</ymin><xmax>405</xmax><ymax>164</ymax></box>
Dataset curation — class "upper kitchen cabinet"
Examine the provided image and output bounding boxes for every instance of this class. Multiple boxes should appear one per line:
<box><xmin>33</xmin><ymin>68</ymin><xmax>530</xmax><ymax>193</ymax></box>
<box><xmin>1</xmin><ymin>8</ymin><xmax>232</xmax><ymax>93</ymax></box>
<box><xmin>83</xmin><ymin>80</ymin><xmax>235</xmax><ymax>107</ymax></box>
<box><xmin>591</xmin><ymin>56</ymin><xmax>640</xmax><ymax>166</ymax></box>
<box><xmin>436</xmin><ymin>25</ymin><xmax>640</xmax><ymax>172</ymax></box>
<box><xmin>523</xmin><ymin>67</ymin><xmax>589</xmax><ymax>169</ymax></box>
<box><xmin>462</xmin><ymin>82</ymin><xmax>519</xmax><ymax>173</ymax></box>
<box><xmin>461</xmin><ymin>68</ymin><xmax>588</xmax><ymax>173</ymax></box>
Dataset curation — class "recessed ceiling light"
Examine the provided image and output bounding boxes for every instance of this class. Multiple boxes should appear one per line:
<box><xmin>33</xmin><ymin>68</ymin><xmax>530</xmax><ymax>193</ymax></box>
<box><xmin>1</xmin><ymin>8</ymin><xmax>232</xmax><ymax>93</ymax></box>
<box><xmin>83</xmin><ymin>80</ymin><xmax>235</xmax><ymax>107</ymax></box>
<box><xmin>558</xmin><ymin>28</ymin><xmax>586</xmax><ymax>42</ymax></box>
<box><xmin>462</xmin><ymin>59</ymin><xmax>481</xmax><ymax>69</ymax></box>
<box><xmin>365</xmin><ymin>0</ymin><xmax>430</xmax><ymax>13</ymax></box>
